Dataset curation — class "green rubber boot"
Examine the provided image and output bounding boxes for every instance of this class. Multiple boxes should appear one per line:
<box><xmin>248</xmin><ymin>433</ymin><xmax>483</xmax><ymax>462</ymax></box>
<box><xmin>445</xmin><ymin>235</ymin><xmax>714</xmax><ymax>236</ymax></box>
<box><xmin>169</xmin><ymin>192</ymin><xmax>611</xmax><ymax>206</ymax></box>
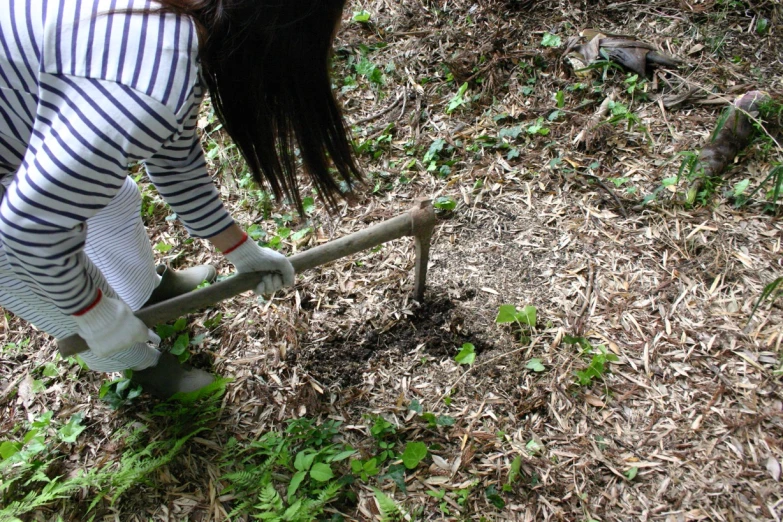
<box><xmin>144</xmin><ymin>264</ymin><xmax>217</xmax><ymax>307</ymax></box>
<box><xmin>131</xmin><ymin>352</ymin><xmax>215</xmax><ymax>399</ymax></box>
<box><xmin>135</xmin><ymin>264</ymin><xmax>218</xmax><ymax>398</ymax></box>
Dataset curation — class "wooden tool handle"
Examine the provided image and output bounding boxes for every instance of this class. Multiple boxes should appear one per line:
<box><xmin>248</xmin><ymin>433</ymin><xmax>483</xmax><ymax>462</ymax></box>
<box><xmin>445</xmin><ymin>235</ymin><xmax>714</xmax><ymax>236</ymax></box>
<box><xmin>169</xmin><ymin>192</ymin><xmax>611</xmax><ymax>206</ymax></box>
<box><xmin>57</xmin><ymin>202</ymin><xmax>436</xmax><ymax>357</ymax></box>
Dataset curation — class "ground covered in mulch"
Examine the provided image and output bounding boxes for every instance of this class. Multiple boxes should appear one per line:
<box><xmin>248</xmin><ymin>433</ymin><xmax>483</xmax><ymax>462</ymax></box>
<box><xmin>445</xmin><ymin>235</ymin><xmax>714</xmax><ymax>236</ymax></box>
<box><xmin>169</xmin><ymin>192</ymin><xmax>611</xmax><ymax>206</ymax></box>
<box><xmin>2</xmin><ymin>0</ymin><xmax>782</xmax><ymax>520</ymax></box>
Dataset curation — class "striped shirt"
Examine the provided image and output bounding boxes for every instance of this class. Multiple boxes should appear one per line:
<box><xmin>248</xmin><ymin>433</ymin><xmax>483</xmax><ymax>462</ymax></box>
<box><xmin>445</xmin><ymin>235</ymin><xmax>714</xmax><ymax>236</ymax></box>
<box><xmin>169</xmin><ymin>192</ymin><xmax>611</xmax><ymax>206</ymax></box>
<box><xmin>0</xmin><ymin>0</ymin><xmax>234</xmax><ymax>315</ymax></box>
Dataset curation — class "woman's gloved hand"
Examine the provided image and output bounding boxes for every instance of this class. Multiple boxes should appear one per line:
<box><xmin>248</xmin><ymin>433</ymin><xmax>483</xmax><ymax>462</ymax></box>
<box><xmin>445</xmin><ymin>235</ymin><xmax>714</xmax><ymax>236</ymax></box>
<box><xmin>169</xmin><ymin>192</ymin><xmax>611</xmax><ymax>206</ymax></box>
<box><xmin>72</xmin><ymin>290</ymin><xmax>160</xmax><ymax>358</ymax></box>
<box><xmin>223</xmin><ymin>233</ymin><xmax>295</xmax><ymax>295</ymax></box>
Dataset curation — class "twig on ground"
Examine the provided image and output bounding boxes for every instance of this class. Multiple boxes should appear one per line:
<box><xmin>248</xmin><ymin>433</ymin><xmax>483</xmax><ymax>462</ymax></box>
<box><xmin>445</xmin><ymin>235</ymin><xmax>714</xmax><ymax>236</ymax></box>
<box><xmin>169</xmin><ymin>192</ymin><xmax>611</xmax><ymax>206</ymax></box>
<box><xmin>582</xmin><ymin>172</ymin><xmax>629</xmax><ymax>218</ymax></box>
<box><xmin>574</xmin><ymin>262</ymin><xmax>595</xmax><ymax>335</ymax></box>
<box><xmin>350</xmin><ymin>91</ymin><xmax>406</xmax><ymax>126</ymax></box>
<box><xmin>574</xmin><ymin>93</ymin><xmax>614</xmax><ymax>149</ymax></box>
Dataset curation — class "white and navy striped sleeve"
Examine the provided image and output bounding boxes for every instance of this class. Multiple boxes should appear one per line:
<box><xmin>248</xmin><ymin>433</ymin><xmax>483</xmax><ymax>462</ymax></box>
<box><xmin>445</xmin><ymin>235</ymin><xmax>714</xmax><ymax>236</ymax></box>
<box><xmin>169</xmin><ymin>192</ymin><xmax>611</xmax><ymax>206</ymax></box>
<box><xmin>0</xmin><ymin>74</ymin><xmax>184</xmax><ymax>315</ymax></box>
<box><xmin>144</xmin><ymin>88</ymin><xmax>235</xmax><ymax>238</ymax></box>
<box><xmin>0</xmin><ymin>2</ymin><xmax>233</xmax><ymax>315</ymax></box>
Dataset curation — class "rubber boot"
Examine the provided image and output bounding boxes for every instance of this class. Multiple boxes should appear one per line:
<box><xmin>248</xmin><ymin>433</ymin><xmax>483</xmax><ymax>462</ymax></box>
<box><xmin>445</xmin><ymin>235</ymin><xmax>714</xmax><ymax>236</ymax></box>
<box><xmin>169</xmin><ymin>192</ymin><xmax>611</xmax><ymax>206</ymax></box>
<box><xmin>144</xmin><ymin>264</ymin><xmax>217</xmax><ymax>307</ymax></box>
<box><xmin>131</xmin><ymin>352</ymin><xmax>215</xmax><ymax>399</ymax></box>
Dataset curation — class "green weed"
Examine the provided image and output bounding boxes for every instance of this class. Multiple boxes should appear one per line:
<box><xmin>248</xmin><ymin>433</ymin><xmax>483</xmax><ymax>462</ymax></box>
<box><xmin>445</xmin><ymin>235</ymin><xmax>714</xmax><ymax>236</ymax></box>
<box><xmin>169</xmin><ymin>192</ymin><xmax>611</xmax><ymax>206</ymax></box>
<box><xmin>422</xmin><ymin>138</ymin><xmax>457</xmax><ymax>177</ymax></box>
<box><xmin>747</xmin><ymin>277</ymin><xmax>783</xmax><ymax>325</ymax></box>
<box><xmin>540</xmin><ymin>33</ymin><xmax>561</xmax><ymax>48</ymax></box>
<box><xmin>496</xmin><ymin>304</ymin><xmax>537</xmax><ymax>343</ymax></box>
<box><xmin>0</xmin><ymin>388</ymin><xmax>224</xmax><ymax>520</ymax></box>
<box><xmin>735</xmin><ymin>163</ymin><xmax>783</xmax><ymax>212</ymax></box>
<box><xmin>455</xmin><ymin>342</ymin><xmax>476</xmax><ymax>365</ymax></box>
<box><xmin>446</xmin><ymin>82</ymin><xmax>470</xmax><ymax>114</ymax></box>
<box><xmin>563</xmin><ymin>335</ymin><xmax>619</xmax><ymax>386</ymax></box>
<box><xmin>219</xmin><ymin>418</ymin><xmax>355</xmax><ymax>521</ymax></box>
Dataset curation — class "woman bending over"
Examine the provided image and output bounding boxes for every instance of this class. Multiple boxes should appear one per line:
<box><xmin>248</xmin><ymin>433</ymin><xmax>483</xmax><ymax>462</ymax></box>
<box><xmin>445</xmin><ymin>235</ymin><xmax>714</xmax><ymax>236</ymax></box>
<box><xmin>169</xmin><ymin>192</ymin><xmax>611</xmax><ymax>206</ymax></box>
<box><xmin>0</xmin><ymin>0</ymin><xmax>362</xmax><ymax>397</ymax></box>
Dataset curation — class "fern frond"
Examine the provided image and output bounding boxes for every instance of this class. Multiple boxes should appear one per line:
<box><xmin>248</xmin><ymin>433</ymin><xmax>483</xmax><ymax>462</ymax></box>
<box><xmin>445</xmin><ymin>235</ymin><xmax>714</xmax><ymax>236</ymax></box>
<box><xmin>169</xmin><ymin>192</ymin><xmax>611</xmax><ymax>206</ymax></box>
<box><xmin>373</xmin><ymin>487</ymin><xmax>406</xmax><ymax>522</ymax></box>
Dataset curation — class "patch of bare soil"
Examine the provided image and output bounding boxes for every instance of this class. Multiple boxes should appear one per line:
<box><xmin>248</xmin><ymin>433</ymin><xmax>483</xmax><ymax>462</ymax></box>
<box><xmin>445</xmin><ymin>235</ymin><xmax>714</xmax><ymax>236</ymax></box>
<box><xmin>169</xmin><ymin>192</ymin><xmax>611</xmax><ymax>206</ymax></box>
<box><xmin>295</xmin><ymin>295</ymin><xmax>499</xmax><ymax>388</ymax></box>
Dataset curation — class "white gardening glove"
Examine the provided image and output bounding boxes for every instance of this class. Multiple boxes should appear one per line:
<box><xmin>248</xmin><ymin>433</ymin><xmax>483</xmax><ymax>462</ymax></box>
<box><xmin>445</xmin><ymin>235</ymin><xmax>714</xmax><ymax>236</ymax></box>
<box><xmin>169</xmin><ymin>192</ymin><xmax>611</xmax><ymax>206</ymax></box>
<box><xmin>223</xmin><ymin>235</ymin><xmax>295</xmax><ymax>295</ymax></box>
<box><xmin>72</xmin><ymin>290</ymin><xmax>160</xmax><ymax>358</ymax></box>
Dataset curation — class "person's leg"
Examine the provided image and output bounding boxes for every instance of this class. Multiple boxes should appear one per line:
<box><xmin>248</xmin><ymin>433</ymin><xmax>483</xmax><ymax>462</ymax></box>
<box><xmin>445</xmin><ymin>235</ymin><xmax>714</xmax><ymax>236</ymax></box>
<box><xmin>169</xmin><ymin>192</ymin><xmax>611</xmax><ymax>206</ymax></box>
<box><xmin>0</xmin><ymin>175</ymin><xmax>214</xmax><ymax>395</ymax></box>
<box><xmin>0</xmin><ymin>245</ymin><xmax>161</xmax><ymax>372</ymax></box>
<box><xmin>85</xmin><ymin>176</ymin><xmax>217</xmax><ymax>309</ymax></box>
<box><xmin>82</xmin><ymin>176</ymin><xmax>160</xmax><ymax>311</ymax></box>
<box><xmin>0</xmin><ymin>176</ymin><xmax>160</xmax><ymax>372</ymax></box>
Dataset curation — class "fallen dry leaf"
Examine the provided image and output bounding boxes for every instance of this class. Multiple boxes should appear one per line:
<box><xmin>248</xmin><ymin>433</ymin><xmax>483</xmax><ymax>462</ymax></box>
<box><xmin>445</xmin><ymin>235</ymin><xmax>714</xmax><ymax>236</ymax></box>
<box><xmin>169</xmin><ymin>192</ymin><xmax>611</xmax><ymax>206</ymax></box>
<box><xmin>767</xmin><ymin>456</ymin><xmax>781</xmax><ymax>482</ymax></box>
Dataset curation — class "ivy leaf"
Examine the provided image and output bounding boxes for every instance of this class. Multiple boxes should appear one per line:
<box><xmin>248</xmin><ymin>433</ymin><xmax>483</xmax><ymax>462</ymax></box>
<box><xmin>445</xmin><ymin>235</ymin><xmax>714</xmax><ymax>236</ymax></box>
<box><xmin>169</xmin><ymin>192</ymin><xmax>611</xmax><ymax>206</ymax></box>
<box><xmin>155</xmin><ymin>324</ymin><xmax>177</xmax><ymax>339</ymax></box>
<box><xmin>495</xmin><ymin>304</ymin><xmax>519</xmax><ymax>324</ymax></box>
<box><xmin>517</xmin><ymin>305</ymin><xmax>537</xmax><ymax>326</ymax></box>
<box><xmin>246</xmin><ymin>224</ymin><xmax>266</xmax><ymax>240</ymax></box>
<box><xmin>423</xmin><ymin>139</ymin><xmax>446</xmax><ymax>163</ymax></box>
<box><xmin>496</xmin><ymin>304</ymin><xmax>537</xmax><ymax>326</ymax></box>
<box><xmin>169</xmin><ymin>334</ymin><xmax>190</xmax><ymax>356</ymax></box>
<box><xmin>436</xmin><ymin>415</ymin><xmax>455</xmax><ymax>426</ymax></box>
<box><xmin>541</xmin><ymin>33</ymin><xmax>562</xmax><ymax>48</ymax></box>
<box><xmin>58</xmin><ymin>413</ymin><xmax>86</xmax><ymax>443</ymax></box>
<box><xmin>173</xmin><ymin>317</ymin><xmax>188</xmax><ymax>332</ymax></box>
<box><xmin>486</xmin><ymin>484</ymin><xmax>506</xmax><ymax>509</ymax></box>
<box><xmin>352</xmin><ymin>9</ymin><xmax>371</xmax><ymax>23</ymax></box>
<box><xmin>302</xmin><ymin>197</ymin><xmax>316</xmax><ymax>214</ymax></box>
<box><xmin>526</xmin><ymin>438</ymin><xmax>543</xmax><ymax>455</ymax></box>
<box><xmin>433</xmin><ymin>196</ymin><xmax>457</xmax><ymax>211</ymax></box>
<box><xmin>291</xmin><ymin>227</ymin><xmax>312</xmax><ymax>242</ymax></box>
<box><xmin>310</xmin><ymin>462</ymin><xmax>334</xmax><ymax>482</ymax></box>
<box><xmin>526</xmin><ymin>358</ymin><xmax>545</xmax><ymax>372</ymax></box>
<box><xmin>0</xmin><ymin>441</ymin><xmax>22</xmax><ymax>460</ymax></box>
<box><xmin>402</xmin><ymin>441</ymin><xmax>428</xmax><ymax>469</ymax></box>
<box><xmin>455</xmin><ymin>343</ymin><xmax>476</xmax><ymax>365</ymax></box>
<box><xmin>380</xmin><ymin>463</ymin><xmax>407</xmax><ymax>493</ymax></box>
<box><xmin>421</xmin><ymin>412</ymin><xmax>437</xmax><ymax>428</ymax></box>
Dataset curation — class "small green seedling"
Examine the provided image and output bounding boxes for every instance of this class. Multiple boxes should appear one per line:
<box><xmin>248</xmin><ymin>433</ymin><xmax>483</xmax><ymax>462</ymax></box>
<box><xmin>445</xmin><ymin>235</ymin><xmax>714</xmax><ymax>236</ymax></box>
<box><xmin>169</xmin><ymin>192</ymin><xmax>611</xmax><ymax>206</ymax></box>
<box><xmin>541</xmin><ymin>32</ymin><xmax>561</xmax><ymax>48</ymax></box>
<box><xmin>526</xmin><ymin>118</ymin><xmax>550</xmax><ymax>136</ymax></box>
<box><xmin>446</xmin><ymin>82</ymin><xmax>470</xmax><ymax>114</ymax></box>
<box><xmin>154</xmin><ymin>242</ymin><xmax>173</xmax><ymax>253</ymax></box>
<box><xmin>433</xmin><ymin>196</ymin><xmax>457</xmax><ymax>211</ymax></box>
<box><xmin>352</xmin><ymin>10</ymin><xmax>371</xmax><ymax>23</ymax></box>
<box><xmin>756</xmin><ymin>18</ymin><xmax>769</xmax><ymax>35</ymax></box>
<box><xmin>455</xmin><ymin>343</ymin><xmax>476</xmax><ymax>365</ymax></box>
<box><xmin>420</xmin><ymin>412</ymin><xmax>455</xmax><ymax>429</ymax></box>
<box><xmin>564</xmin><ymin>335</ymin><xmax>619</xmax><ymax>386</ymax></box>
<box><xmin>496</xmin><ymin>304</ymin><xmax>537</xmax><ymax>327</ymax></box>
<box><xmin>401</xmin><ymin>441</ymin><xmax>428</xmax><ymax>469</ymax></box>
<box><xmin>485</xmin><ymin>484</ymin><xmax>506</xmax><ymax>509</ymax></box>
<box><xmin>747</xmin><ymin>276</ymin><xmax>783</xmax><ymax>324</ymax></box>
<box><xmin>503</xmin><ymin>455</ymin><xmax>522</xmax><ymax>492</ymax></box>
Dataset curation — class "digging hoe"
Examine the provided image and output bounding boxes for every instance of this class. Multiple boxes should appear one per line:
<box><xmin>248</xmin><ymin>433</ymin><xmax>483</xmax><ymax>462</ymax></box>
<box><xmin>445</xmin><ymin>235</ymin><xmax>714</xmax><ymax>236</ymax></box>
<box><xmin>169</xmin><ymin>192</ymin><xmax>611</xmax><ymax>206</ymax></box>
<box><xmin>57</xmin><ymin>200</ymin><xmax>438</xmax><ymax>357</ymax></box>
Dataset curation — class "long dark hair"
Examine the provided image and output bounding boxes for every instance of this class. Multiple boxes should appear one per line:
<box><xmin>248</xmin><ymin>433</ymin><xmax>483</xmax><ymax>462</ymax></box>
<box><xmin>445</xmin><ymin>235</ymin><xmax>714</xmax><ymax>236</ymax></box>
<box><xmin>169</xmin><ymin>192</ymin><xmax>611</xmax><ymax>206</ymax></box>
<box><xmin>156</xmin><ymin>0</ymin><xmax>362</xmax><ymax>213</ymax></box>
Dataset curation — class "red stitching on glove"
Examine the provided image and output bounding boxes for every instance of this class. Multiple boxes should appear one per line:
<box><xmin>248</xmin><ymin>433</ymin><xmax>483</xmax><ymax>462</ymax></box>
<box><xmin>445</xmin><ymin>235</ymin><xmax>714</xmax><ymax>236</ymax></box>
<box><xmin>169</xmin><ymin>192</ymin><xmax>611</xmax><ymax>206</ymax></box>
<box><xmin>221</xmin><ymin>231</ymin><xmax>249</xmax><ymax>255</ymax></box>
<box><xmin>73</xmin><ymin>289</ymin><xmax>102</xmax><ymax>316</ymax></box>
